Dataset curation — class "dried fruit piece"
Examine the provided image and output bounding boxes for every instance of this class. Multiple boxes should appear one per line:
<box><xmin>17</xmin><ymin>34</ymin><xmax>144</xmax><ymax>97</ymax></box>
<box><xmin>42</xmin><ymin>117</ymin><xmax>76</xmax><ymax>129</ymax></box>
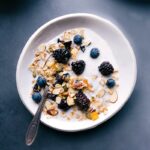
<box><xmin>86</xmin><ymin>111</ymin><xmax>99</xmax><ymax>121</ymax></box>
<box><xmin>63</xmin><ymin>41</ymin><xmax>72</xmax><ymax>50</ymax></box>
<box><xmin>80</xmin><ymin>46</ymin><xmax>86</xmax><ymax>52</ymax></box>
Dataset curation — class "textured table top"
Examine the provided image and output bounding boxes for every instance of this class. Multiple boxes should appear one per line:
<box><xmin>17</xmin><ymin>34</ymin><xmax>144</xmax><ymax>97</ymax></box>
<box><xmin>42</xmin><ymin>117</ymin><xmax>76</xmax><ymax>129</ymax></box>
<box><xmin>0</xmin><ymin>0</ymin><xmax>150</xmax><ymax>150</ymax></box>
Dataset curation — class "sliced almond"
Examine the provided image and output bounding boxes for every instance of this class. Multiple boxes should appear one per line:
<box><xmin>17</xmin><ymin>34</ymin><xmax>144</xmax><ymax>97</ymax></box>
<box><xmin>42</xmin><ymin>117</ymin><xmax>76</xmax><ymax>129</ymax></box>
<box><xmin>52</xmin><ymin>87</ymin><xmax>64</xmax><ymax>95</ymax></box>
<box><xmin>48</xmin><ymin>43</ymin><xmax>59</xmax><ymax>52</ymax></box>
<box><xmin>47</xmin><ymin>109</ymin><xmax>58</xmax><ymax>116</ymax></box>
<box><xmin>46</xmin><ymin>60</ymin><xmax>55</xmax><ymax>68</ymax></box>
<box><xmin>68</xmin><ymin>88</ymin><xmax>76</xmax><ymax>97</ymax></box>
<box><xmin>63</xmin><ymin>31</ymin><xmax>71</xmax><ymax>41</ymax></box>
<box><xmin>55</xmin><ymin>84</ymin><xmax>62</xmax><ymax>88</ymax></box>
<box><xmin>32</xmin><ymin>71</ymin><xmax>36</xmax><ymax>78</ymax></box>
<box><xmin>92</xmin><ymin>75</ymin><xmax>98</xmax><ymax>80</ymax></box>
<box><xmin>56</xmin><ymin>96</ymin><xmax>61</xmax><ymax>104</ymax></box>
<box><xmin>112</xmin><ymin>74</ymin><xmax>119</xmax><ymax>80</ymax></box>
<box><xmin>108</xmin><ymin>90</ymin><xmax>118</xmax><ymax>103</ymax></box>
<box><xmin>96</xmin><ymin>89</ymin><xmax>105</xmax><ymax>98</ymax></box>
<box><xmin>67</xmin><ymin>96</ymin><xmax>75</xmax><ymax>106</ymax></box>
<box><xmin>38</xmin><ymin>44</ymin><xmax>46</xmax><ymax>51</ymax></box>
<box><xmin>43</xmin><ymin>66</ymin><xmax>48</xmax><ymax>71</ymax></box>
<box><xmin>71</xmin><ymin>48</ymin><xmax>79</xmax><ymax>59</ymax></box>
<box><xmin>105</xmin><ymin>88</ymin><xmax>114</xmax><ymax>95</ymax></box>
<box><xmin>99</xmin><ymin>106</ymin><xmax>108</xmax><ymax>113</ymax></box>
<box><xmin>45</xmin><ymin>101</ymin><xmax>53</xmax><ymax>110</ymax></box>
<box><xmin>82</xmin><ymin>40</ymin><xmax>91</xmax><ymax>47</ymax></box>
<box><xmin>99</xmin><ymin>79</ymin><xmax>106</xmax><ymax>86</ymax></box>
<box><xmin>78</xmin><ymin>29</ymin><xmax>85</xmax><ymax>37</ymax></box>
<box><xmin>59</xmin><ymin>43</ymin><xmax>65</xmax><ymax>48</ymax></box>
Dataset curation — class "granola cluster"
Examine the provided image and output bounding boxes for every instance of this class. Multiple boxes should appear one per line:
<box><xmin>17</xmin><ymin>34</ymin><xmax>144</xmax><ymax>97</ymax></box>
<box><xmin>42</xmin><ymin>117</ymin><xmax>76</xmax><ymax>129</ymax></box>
<box><xmin>29</xmin><ymin>28</ymin><xmax>119</xmax><ymax>121</ymax></box>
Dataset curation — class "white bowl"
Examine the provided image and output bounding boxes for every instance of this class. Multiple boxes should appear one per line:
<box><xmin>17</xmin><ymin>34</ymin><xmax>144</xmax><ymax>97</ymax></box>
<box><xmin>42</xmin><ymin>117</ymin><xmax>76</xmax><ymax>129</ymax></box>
<box><xmin>16</xmin><ymin>13</ymin><xmax>137</xmax><ymax>132</ymax></box>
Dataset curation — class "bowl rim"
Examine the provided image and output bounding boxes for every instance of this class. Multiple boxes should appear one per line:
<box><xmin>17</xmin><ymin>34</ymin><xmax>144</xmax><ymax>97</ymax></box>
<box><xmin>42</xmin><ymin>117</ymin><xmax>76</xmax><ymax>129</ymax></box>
<box><xmin>16</xmin><ymin>13</ymin><xmax>137</xmax><ymax>132</ymax></box>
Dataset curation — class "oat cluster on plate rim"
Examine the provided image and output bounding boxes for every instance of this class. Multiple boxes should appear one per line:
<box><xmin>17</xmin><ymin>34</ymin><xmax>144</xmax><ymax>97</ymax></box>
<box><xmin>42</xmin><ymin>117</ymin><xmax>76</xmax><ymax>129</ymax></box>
<box><xmin>29</xmin><ymin>28</ymin><xmax>119</xmax><ymax>121</ymax></box>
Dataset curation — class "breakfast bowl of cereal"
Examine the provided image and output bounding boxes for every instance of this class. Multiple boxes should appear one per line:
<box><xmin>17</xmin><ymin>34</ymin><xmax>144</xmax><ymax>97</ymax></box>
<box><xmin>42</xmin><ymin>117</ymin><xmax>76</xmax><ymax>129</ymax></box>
<box><xmin>16</xmin><ymin>13</ymin><xmax>137</xmax><ymax>132</ymax></box>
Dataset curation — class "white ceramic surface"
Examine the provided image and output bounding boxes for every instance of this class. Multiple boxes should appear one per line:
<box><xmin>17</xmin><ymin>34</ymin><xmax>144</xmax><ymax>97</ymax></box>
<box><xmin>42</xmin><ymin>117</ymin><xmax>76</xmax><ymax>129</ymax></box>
<box><xmin>16</xmin><ymin>13</ymin><xmax>137</xmax><ymax>132</ymax></box>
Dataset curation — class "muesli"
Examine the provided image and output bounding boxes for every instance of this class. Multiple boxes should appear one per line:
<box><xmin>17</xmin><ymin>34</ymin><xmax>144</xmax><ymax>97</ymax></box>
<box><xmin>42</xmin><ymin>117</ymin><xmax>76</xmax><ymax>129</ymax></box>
<box><xmin>29</xmin><ymin>28</ymin><xmax>119</xmax><ymax>121</ymax></box>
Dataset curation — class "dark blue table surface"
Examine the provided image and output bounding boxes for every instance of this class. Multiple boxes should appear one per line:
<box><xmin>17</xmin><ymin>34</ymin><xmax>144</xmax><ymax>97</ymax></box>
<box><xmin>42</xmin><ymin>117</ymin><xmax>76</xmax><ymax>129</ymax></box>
<box><xmin>0</xmin><ymin>0</ymin><xmax>150</xmax><ymax>150</ymax></box>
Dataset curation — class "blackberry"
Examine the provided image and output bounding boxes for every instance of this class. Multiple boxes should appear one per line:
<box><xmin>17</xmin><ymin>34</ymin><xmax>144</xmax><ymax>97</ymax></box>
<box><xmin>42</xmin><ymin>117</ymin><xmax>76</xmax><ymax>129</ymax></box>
<box><xmin>75</xmin><ymin>91</ymin><xmax>90</xmax><ymax>111</ymax></box>
<box><xmin>47</xmin><ymin>92</ymin><xmax>57</xmax><ymax>101</ymax></box>
<box><xmin>58</xmin><ymin>99</ymin><xmax>70</xmax><ymax>111</ymax></box>
<box><xmin>71</xmin><ymin>60</ymin><xmax>85</xmax><ymax>75</ymax></box>
<box><xmin>98</xmin><ymin>61</ymin><xmax>114</xmax><ymax>76</ymax></box>
<box><xmin>52</xmin><ymin>48</ymin><xmax>71</xmax><ymax>64</ymax></box>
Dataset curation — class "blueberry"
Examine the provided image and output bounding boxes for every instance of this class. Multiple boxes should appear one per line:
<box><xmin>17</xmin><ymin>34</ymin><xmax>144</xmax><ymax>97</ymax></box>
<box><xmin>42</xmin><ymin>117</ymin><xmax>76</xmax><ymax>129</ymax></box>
<box><xmin>90</xmin><ymin>48</ymin><xmax>100</xmax><ymax>59</ymax></box>
<box><xmin>37</xmin><ymin>76</ymin><xmax>47</xmax><ymax>88</ymax></box>
<box><xmin>32</xmin><ymin>92</ymin><xmax>42</xmax><ymax>103</ymax></box>
<box><xmin>106</xmin><ymin>79</ymin><xmax>116</xmax><ymax>88</ymax></box>
<box><xmin>73</xmin><ymin>35</ymin><xmax>83</xmax><ymax>45</ymax></box>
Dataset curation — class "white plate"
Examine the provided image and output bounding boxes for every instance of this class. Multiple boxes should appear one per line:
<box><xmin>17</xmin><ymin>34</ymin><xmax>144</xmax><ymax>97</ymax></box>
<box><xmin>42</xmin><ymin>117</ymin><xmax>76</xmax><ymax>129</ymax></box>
<box><xmin>16</xmin><ymin>13</ymin><xmax>137</xmax><ymax>132</ymax></box>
